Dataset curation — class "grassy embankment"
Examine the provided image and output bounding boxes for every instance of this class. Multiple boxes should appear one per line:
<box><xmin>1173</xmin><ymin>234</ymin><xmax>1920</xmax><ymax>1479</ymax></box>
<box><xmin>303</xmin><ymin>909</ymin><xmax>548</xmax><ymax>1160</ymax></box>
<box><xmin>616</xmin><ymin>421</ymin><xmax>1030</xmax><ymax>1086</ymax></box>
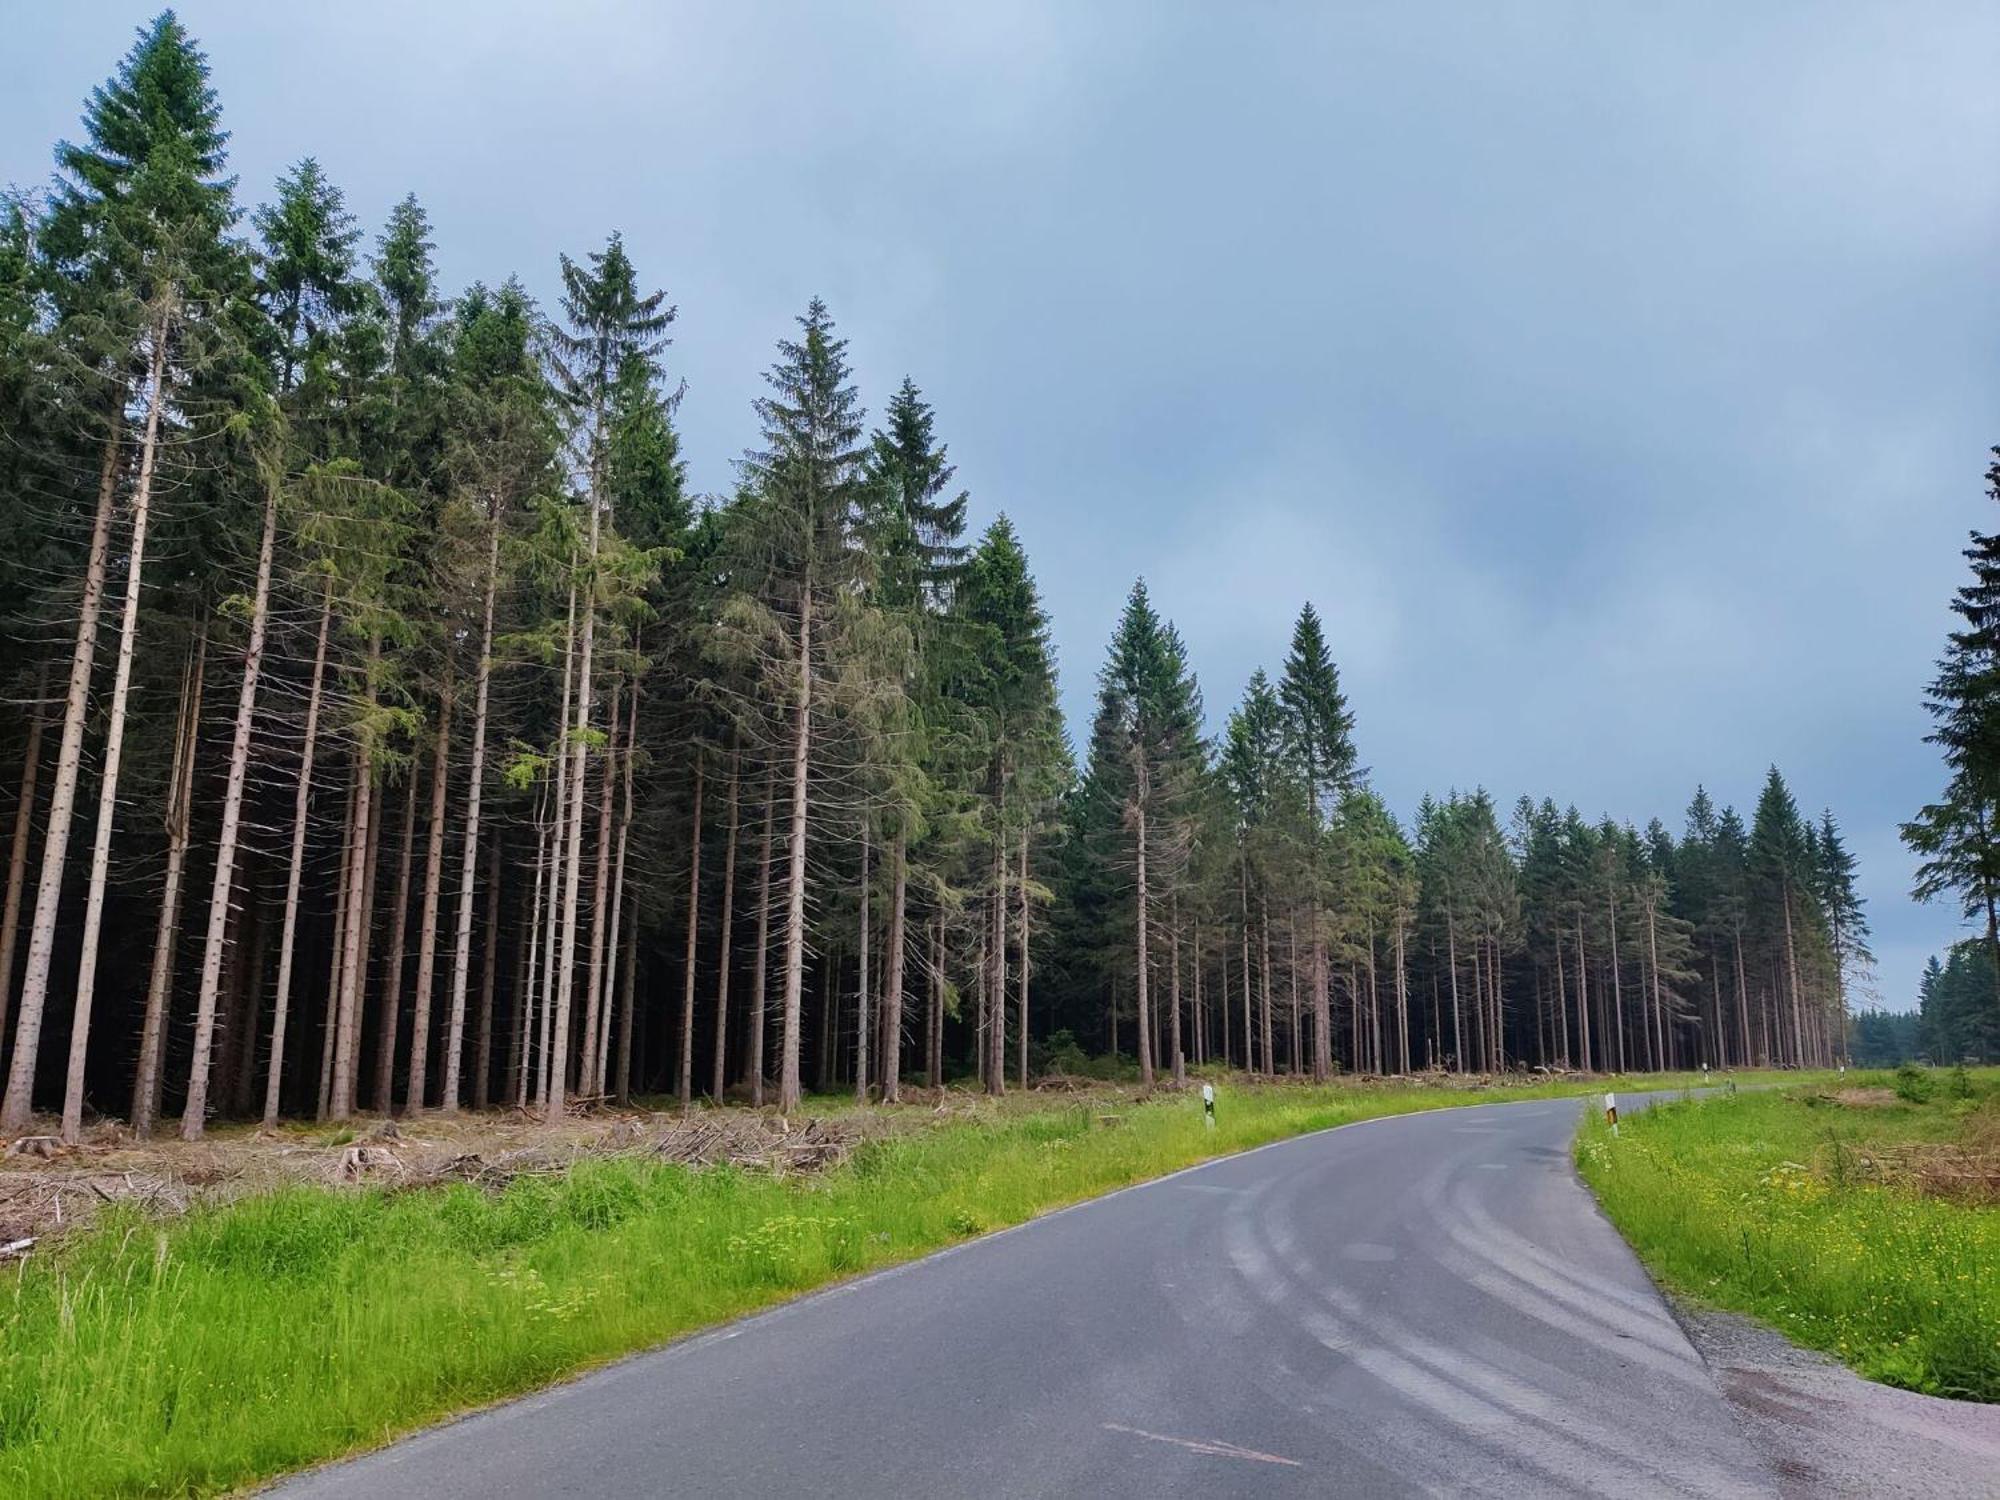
<box><xmin>6</xmin><ymin>1068</ymin><xmax>1762</xmax><ymax>1497</ymax></box>
<box><xmin>1578</xmin><ymin>1067</ymin><xmax>2000</xmax><ymax>1403</ymax></box>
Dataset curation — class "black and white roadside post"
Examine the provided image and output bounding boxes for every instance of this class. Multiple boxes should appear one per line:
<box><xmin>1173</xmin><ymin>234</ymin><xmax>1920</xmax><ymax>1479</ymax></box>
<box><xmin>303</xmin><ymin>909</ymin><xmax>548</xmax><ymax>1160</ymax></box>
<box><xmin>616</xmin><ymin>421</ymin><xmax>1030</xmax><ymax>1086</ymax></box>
<box><xmin>1604</xmin><ymin>1091</ymin><xmax>1618</xmax><ymax>1137</ymax></box>
<box><xmin>1202</xmin><ymin>1082</ymin><xmax>1215</xmax><ymax>1130</ymax></box>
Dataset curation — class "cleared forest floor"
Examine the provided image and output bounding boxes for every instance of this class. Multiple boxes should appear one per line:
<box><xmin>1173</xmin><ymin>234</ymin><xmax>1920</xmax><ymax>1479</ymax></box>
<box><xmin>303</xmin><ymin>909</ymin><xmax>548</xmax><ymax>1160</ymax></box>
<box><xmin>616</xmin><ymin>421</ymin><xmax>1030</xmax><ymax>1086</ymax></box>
<box><xmin>0</xmin><ymin>1068</ymin><xmax>1723</xmax><ymax>1249</ymax></box>
<box><xmin>4</xmin><ymin>1068</ymin><xmax>1803</xmax><ymax>1498</ymax></box>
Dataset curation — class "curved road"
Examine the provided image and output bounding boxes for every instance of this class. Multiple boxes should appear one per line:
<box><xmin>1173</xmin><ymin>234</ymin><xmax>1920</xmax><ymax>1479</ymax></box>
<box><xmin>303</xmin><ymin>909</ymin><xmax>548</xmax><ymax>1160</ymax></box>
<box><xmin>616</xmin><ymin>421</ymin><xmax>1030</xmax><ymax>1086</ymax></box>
<box><xmin>277</xmin><ymin>1095</ymin><xmax>1780</xmax><ymax>1498</ymax></box>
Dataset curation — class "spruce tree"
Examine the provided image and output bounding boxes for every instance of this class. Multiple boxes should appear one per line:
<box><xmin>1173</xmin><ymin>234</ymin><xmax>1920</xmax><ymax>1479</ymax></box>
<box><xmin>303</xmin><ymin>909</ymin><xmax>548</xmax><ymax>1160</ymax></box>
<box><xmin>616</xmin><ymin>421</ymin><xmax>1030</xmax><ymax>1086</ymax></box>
<box><xmin>735</xmin><ymin>298</ymin><xmax>871</xmax><ymax>1112</ymax></box>
<box><xmin>4</xmin><ymin>10</ymin><xmax>251</xmax><ymax>1136</ymax></box>
<box><xmin>1276</xmin><ymin>602</ymin><xmax>1358</xmax><ymax>1079</ymax></box>
<box><xmin>254</xmin><ymin>157</ymin><xmax>361</xmax><ymax>392</ymax></box>
<box><xmin>1904</xmin><ymin>449</ymin><xmax>2000</xmax><ymax>1010</ymax></box>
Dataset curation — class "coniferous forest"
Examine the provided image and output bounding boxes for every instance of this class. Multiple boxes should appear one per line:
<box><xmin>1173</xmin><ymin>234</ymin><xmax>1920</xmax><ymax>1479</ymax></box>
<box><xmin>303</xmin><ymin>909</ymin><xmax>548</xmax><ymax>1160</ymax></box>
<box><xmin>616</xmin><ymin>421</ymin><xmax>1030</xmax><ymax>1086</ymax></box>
<box><xmin>0</xmin><ymin>16</ymin><xmax>1890</xmax><ymax>1146</ymax></box>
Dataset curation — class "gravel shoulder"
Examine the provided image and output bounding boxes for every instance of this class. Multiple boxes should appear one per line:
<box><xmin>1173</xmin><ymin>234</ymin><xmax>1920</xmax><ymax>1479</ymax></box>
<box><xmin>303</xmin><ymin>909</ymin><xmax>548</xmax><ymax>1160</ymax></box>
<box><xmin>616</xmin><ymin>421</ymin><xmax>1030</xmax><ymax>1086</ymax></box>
<box><xmin>1668</xmin><ymin>1293</ymin><xmax>2000</xmax><ymax>1498</ymax></box>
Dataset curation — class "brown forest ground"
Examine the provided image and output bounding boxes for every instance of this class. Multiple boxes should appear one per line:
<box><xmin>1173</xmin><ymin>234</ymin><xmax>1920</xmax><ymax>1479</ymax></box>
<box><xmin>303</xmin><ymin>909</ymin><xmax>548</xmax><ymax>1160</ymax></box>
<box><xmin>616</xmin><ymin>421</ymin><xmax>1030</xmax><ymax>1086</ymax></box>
<box><xmin>0</xmin><ymin>1068</ymin><xmax>1593</xmax><ymax>1251</ymax></box>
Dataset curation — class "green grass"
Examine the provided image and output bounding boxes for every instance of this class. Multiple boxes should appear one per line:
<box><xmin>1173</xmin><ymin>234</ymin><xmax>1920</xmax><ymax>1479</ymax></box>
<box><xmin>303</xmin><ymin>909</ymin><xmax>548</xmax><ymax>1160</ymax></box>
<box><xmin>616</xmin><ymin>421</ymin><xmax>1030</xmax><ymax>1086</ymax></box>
<box><xmin>1577</xmin><ymin>1069</ymin><xmax>2000</xmax><ymax>1403</ymax></box>
<box><xmin>4</xmin><ymin>1069</ymin><xmax>1787</xmax><ymax>1497</ymax></box>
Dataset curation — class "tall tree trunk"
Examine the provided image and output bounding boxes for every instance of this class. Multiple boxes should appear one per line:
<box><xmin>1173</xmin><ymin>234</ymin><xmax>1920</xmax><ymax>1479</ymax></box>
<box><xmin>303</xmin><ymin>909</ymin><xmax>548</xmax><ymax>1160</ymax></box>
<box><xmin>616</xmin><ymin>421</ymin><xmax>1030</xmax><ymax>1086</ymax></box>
<box><xmin>1446</xmin><ymin>910</ymin><xmax>1463</xmax><ymax>1072</ymax></box>
<box><xmin>778</xmin><ymin>593</ymin><xmax>812</xmax><ymax>1115</ymax></box>
<box><xmin>177</xmin><ymin>458</ymin><xmax>280</xmax><ymax>1138</ymax></box>
<box><xmin>615</xmin><ymin>899</ymin><xmax>638</xmax><ymax>1104</ymax></box>
<box><xmin>1193</xmin><ymin>921</ymin><xmax>1206</xmax><ymax>1067</ymax></box>
<box><xmin>1606</xmin><ymin>885</ymin><xmax>1626</xmax><ymax>1073</ymax></box>
<box><xmin>1573</xmin><ymin>912</ymin><xmax>1592</xmax><ymax>1072</ymax></box>
<box><xmin>711</xmin><ymin>748</ymin><xmax>740</xmax><ymax>1102</ymax></box>
<box><xmin>374</xmin><ymin>768</ymin><xmax>419</xmax><ymax>1113</ymax></box>
<box><xmin>0</xmin><ymin>665</ymin><xmax>50</xmax><ymax>1070</ymax></box>
<box><xmin>749</xmin><ymin>766</ymin><xmax>775</xmax><ymax>1107</ymax></box>
<box><xmin>348</xmin><ymin>742</ymin><xmax>385</xmax><ymax>1111</ymax></box>
<box><xmin>1554</xmin><ymin>932</ymin><xmax>1571</xmax><ymax>1068</ymax></box>
<box><xmin>229</xmin><ymin>894</ymin><xmax>270</xmax><ymax>1116</ymax></box>
<box><xmin>474</xmin><ymin>837</ymin><xmax>500</xmax><ymax>1110</ymax></box>
<box><xmin>1259</xmin><ymin>900</ymin><xmax>1275</xmax><ymax>1078</ymax></box>
<box><xmin>1365</xmin><ymin>921</ymin><xmax>1381</xmax><ymax>1076</ymax></box>
<box><xmin>973</xmin><ymin>928</ymin><xmax>987</xmax><ymax>1090</ymax></box>
<box><xmin>1733</xmin><ymin>928</ymin><xmax>1752</xmax><ymax>1066</ymax></box>
<box><xmin>1134</xmin><ymin>802</ymin><xmax>1153</xmax><ymax>1088</ymax></box>
<box><xmin>519</xmin><ymin>783</ymin><xmax>549</xmax><ymax>1107</ymax></box>
<box><xmin>405</xmin><ymin>667</ymin><xmax>452</xmax><ymax>1110</ymax></box>
<box><xmin>1395</xmin><ymin>919</ymin><xmax>1410</xmax><ymax>1075</ymax></box>
<box><xmin>442</xmin><ymin>524</ymin><xmax>501</xmax><ymax>1112</ymax></box>
<box><xmin>507</xmin><ymin>878</ymin><xmax>530</xmax><ymax>1107</ymax></box>
<box><xmin>1781</xmin><ymin>887</ymin><xmax>1806</xmax><ymax>1069</ymax></box>
<box><xmin>208</xmin><ymin>880</ymin><xmax>247</xmax><ymax>1114</ymax></box>
<box><xmin>1310</xmin><ymin>928</ymin><xmax>1332</xmax><ymax>1082</ymax></box>
<box><xmin>61</xmin><ymin>319</ymin><xmax>172</xmax><ymax>1144</ymax></box>
<box><xmin>215</xmin><ymin>875</ymin><xmax>262</xmax><ymax>1114</ymax></box>
<box><xmin>989</xmin><ymin>824</ymin><xmax>1006</xmax><ymax>1096</ymax></box>
<box><xmin>262</xmin><ymin>579</ymin><xmax>333</xmax><ymax>1127</ymax></box>
<box><xmin>0</xmin><ymin>424</ymin><xmax>121</xmax><ymax>1133</ymax></box>
<box><xmin>1169</xmin><ymin>893</ymin><xmax>1185</xmax><ymax>1084</ymax></box>
<box><xmin>537</xmin><ymin>587</ymin><xmax>577</xmax><ymax>1108</ymax></box>
<box><xmin>579</xmin><ymin>682</ymin><xmax>620</xmax><ymax>1099</ymax></box>
<box><xmin>821</xmin><ymin>945</ymin><xmax>839</xmax><ymax>1093</ymax></box>
<box><xmin>1647</xmin><ymin>903</ymin><xmax>1666</xmax><ymax>1072</ymax></box>
<box><xmin>678</xmin><ymin>756</ymin><xmax>705</xmax><ymax>1109</ymax></box>
<box><xmin>1238</xmin><ymin>860</ymin><xmax>1252</xmax><ymax>1074</ymax></box>
<box><xmin>1016</xmin><ymin>826</ymin><xmax>1030</xmax><ymax>1091</ymax></box>
<box><xmin>855</xmin><ymin>824</ymin><xmax>871</xmax><ymax>1103</ymax></box>
<box><xmin>926</xmin><ymin>913</ymin><xmax>942</xmax><ymax>1090</ymax></box>
<box><xmin>883</xmin><ymin>832</ymin><xmax>907</xmax><ymax>1102</ymax></box>
<box><xmin>549</xmin><ymin>515</ymin><xmax>599</xmax><ymax>1119</ymax></box>
<box><xmin>596</xmin><ymin>685</ymin><xmax>637</xmax><ymax>1097</ymax></box>
<box><xmin>1286</xmin><ymin>913</ymin><xmax>1301</xmax><ymax>1076</ymax></box>
<box><xmin>131</xmin><ymin>633</ymin><xmax>205</xmax><ymax>1132</ymax></box>
<box><xmin>327</xmin><ymin>759</ymin><xmax>372</xmax><ymax>1120</ymax></box>
<box><xmin>330</xmin><ymin>635</ymin><xmax>384</xmax><ymax>1122</ymax></box>
<box><xmin>318</xmin><ymin>764</ymin><xmax>358</xmax><ymax>1120</ymax></box>
<box><xmin>132</xmin><ymin>631</ymin><xmax>206</xmax><ymax>1137</ymax></box>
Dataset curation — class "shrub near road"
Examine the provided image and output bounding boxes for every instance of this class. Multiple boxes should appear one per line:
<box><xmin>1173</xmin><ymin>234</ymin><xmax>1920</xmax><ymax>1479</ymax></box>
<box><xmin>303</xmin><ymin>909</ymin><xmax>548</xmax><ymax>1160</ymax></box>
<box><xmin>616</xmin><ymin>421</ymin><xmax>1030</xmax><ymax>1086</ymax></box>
<box><xmin>1579</xmin><ymin>1071</ymin><xmax>2000</xmax><ymax>1402</ymax></box>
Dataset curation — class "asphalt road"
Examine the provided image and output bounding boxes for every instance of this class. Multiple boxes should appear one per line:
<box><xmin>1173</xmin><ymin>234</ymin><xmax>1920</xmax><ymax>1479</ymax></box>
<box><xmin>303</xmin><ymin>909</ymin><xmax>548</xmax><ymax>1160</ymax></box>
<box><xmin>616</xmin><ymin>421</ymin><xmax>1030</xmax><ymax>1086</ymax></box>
<box><xmin>275</xmin><ymin>1093</ymin><xmax>1784</xmax><ymax>1498</ymax></box>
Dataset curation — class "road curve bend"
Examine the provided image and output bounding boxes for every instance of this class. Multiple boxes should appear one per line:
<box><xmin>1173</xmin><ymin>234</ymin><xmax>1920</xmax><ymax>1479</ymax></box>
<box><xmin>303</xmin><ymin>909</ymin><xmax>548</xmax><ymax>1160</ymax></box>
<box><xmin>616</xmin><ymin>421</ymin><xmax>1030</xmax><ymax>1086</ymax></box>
<box><xmin>274</xmin><ymin>1094</ymin><xmax>1782</xmax><ymax>1498</ymax></box>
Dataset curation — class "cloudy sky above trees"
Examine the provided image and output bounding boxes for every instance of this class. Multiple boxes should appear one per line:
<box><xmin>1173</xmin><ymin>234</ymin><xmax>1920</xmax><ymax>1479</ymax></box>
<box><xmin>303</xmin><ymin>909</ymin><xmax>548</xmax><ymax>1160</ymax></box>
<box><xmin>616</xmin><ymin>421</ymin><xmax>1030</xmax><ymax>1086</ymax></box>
<box><xmin>7</xmin><ymin>2</ymin><xmax>1995</xmax><ymax>1007</ymax></box>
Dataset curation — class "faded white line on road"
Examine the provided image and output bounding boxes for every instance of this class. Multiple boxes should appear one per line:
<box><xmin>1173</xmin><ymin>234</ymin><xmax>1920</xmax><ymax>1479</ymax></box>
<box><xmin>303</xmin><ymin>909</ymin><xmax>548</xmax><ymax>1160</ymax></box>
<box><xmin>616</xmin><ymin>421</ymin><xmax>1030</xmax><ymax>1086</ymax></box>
<box><xmin>1101</xmin><ymin>1423</ymin><xmax>1302</xmax><ymax>1467</ymax></box>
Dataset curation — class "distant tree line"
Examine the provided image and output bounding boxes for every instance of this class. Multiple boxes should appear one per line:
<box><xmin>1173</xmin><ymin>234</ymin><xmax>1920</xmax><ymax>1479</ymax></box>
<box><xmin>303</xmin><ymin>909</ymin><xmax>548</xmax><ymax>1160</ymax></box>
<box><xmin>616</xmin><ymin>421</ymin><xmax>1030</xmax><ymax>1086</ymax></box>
<box><xmin>0</xmin><ymin>17</ymin><xmax>1876</xmax><ymax>1143</ymax></box>
<box><xmin>1042</xmin><ymin>586</ymin><xmax>1871</xmax><ymax>1084</ymax></box>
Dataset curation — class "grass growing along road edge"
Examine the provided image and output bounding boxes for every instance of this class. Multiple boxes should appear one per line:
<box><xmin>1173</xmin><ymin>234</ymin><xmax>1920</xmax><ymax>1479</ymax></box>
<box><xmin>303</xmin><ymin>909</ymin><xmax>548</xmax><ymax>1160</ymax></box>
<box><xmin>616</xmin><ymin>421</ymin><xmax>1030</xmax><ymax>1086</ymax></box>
<box><xmin>5</xmin><ymin>1068</ymin><xmax>1804</xmax><ymax>1498</ymax></box>
<box><xmin>1577</xmin><ymin>1070</ymin><xmax>2000</xmax><ymax>1403</ymax></box>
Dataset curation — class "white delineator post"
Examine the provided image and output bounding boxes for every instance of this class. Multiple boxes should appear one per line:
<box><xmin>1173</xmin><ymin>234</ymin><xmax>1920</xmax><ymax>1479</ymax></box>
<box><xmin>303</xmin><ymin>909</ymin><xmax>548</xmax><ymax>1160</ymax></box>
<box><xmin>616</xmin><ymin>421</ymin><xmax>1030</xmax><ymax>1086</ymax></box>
<box><xmin>1604</xmin><ymin>1091</ymin><xmax>1618</xmax><ymax>1137</ymax></box>
<box><xmin>1202</xmin><ymin>1082</ymin><xmax>1215</xmax><ymax>1129</ymax></box>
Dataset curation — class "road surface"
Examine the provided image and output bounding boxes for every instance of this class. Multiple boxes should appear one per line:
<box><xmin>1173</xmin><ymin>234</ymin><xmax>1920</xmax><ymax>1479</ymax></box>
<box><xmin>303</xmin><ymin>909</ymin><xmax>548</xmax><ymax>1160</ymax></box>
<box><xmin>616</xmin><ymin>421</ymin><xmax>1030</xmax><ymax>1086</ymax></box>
<box><xmin>276</xmin><ymin>1093</ymin><xmax>1783</xmax><ymax>1498</ymax></box>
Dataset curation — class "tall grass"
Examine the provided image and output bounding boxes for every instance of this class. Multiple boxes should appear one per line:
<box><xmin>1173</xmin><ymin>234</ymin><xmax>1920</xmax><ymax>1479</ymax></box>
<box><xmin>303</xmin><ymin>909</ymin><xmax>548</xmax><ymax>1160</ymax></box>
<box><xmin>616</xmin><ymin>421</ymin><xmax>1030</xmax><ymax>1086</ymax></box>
<box><xmin>1577</xmin><ymin>1072</ymin><xmax>2000</xmax><ymax>1403</ymax></box>
<box><xmin>4</xmin><ymin>1070</ymin><xmax>1764</xmax><ymax>1497</ymax></box>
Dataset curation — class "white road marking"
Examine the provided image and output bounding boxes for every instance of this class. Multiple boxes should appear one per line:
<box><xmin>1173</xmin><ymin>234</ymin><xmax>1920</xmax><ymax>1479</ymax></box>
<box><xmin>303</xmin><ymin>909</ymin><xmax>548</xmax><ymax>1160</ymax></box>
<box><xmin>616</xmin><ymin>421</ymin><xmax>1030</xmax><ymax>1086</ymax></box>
<box><xmin>1101</xmin><ymin>1423</ymin><xmax>1302</xmax><ymax>1467</ymax></box>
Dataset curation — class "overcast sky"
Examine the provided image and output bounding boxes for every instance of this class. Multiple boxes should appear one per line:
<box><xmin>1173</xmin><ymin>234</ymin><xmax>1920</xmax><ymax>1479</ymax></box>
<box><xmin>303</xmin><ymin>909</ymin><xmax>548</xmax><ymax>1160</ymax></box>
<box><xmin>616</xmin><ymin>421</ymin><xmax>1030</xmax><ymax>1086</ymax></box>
<box><xmin>7</xmin><ymin>3</ymin><xmax>1997</xmax><ymax>1009</ymax></box>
